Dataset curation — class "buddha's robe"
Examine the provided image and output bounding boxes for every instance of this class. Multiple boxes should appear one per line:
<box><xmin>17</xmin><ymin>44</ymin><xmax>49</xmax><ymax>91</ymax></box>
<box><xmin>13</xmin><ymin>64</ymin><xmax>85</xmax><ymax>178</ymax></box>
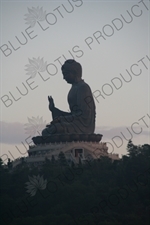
<box><xmin>43</xmin><ymin>80</ymin><xmax>96</xmax><ymax>135</ymax></box>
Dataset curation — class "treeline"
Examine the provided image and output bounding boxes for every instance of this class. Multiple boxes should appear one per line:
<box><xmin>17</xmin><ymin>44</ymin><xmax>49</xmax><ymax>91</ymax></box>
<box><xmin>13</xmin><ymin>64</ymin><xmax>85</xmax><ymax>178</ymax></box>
<box><xmin>0</xmin><ymin>140</ymin><xmax>150</xmax><ymax>225</ymax></box>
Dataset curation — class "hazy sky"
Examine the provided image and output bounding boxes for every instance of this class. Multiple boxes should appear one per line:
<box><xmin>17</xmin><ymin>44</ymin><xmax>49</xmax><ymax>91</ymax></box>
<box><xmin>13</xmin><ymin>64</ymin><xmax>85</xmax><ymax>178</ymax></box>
<box><xmin>0</xmin><ymin>0</ymin><xmax>150</xmax><ymax>164</ymax></box>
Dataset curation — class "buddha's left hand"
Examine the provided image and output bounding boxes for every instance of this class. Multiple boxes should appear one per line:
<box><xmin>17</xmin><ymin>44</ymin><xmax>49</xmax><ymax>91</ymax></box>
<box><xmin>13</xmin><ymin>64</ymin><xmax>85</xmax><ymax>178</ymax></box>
<box><xmin>51</xmin><ymin>117</ymin><xmax>60</xmax><ymax>124</ymax></box>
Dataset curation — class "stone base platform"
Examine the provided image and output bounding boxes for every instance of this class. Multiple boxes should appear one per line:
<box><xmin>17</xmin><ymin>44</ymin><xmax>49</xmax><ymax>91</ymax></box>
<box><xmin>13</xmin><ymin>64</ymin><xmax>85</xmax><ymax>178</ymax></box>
<box><xmin>32</xmin><ymin>133</ymin><xmax>103</xmax><ymax>145</ymax></box>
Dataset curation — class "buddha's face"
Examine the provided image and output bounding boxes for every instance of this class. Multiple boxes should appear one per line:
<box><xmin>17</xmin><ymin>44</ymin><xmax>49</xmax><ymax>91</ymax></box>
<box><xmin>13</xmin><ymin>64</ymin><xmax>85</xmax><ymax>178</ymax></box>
<box><xmin>62</xmin><ymin>69</ymin><xmax>76</xmax><ymax>84</ymax></box>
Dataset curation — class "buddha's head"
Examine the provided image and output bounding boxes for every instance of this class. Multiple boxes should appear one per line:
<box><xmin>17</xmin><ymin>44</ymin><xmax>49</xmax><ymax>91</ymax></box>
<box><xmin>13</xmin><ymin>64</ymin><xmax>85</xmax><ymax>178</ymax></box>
<box><xmin>61</xmin><ymin>59</ymin><xmax>82</xmax><ymax>84</ymax></box>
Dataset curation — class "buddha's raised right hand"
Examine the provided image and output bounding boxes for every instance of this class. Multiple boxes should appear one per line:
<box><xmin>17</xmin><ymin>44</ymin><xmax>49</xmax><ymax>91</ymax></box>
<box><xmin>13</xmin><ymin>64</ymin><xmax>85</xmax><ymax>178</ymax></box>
<box><xmin>48</xmin><ymin>96</ymin><xmax>55</xmax><ymax>111</ymax></box>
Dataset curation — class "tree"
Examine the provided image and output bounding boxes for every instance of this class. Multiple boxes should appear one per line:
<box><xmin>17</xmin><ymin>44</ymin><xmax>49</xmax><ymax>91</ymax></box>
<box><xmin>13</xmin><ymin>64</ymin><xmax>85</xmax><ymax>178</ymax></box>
<box><xmin>51</xmin><ymin>155</ymin><xmax>56</xmax><ymax>164</ymax></box>
<box><xmin>0</xmin><ymin>158</ymin><xmax>4</xmax><ymax>170</ymax></box>
<box><xmin>127</xmin><ymin>140</ymin><xmax>138</xmax><ymax>157</ymax></box>
<box><xmin>58</xmin><ymin>151</ymin><xmax>67</xmax><ymax>166</ymax></box>
<box><xmin>7</xmin><ymin>158</ymin><xmax>12</xmax><ymax>170</ymax></box>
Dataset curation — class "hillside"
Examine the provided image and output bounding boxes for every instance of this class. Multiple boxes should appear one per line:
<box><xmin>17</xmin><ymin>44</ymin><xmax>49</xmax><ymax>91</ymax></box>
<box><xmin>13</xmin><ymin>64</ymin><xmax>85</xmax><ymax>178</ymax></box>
<box><xmin>0</xmin><ymin>140</ymin><xmax>150</xmax><ymax>225</ymax></box>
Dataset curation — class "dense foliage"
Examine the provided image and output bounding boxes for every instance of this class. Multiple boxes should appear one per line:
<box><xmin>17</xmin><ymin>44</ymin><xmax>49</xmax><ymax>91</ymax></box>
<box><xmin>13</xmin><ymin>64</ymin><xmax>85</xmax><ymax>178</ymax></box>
<box><xmin>0</xmin><ymin>140</ymin><xmax>150</xmax><ymax>225</ymax></box>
